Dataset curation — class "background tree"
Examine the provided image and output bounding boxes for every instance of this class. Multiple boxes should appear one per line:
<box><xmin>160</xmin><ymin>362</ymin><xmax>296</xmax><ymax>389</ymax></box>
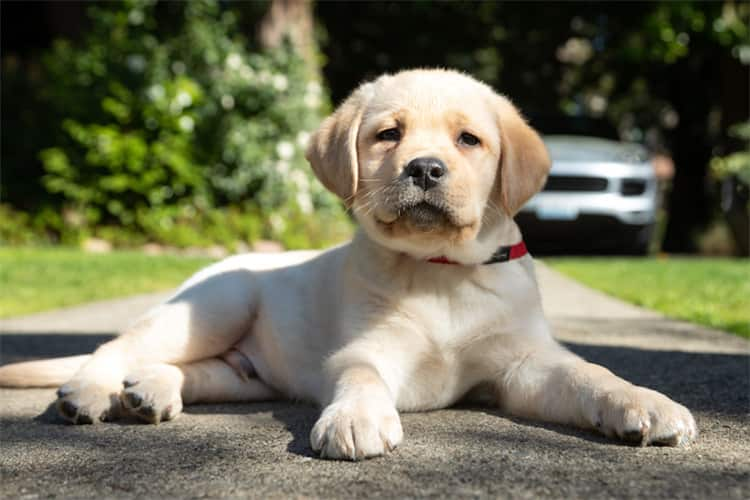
<box><xmin>1</xmin><ymin>0</ymin><xmax>349</xmax><ymax>248</ymax></box>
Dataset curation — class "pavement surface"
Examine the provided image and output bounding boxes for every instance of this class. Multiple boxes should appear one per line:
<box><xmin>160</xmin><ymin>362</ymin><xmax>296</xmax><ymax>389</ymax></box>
<box><xmin>1</xmin><ymin>263</ymin><xmax>748</xmax><ymax>499</ymax></box>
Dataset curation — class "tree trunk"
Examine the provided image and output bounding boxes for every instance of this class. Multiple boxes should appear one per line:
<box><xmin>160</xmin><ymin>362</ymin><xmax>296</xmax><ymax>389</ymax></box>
<box><xmin>661</xmin><ymin>54</ymin><xmax>717</xmax><ymax>253</ymax></box>
<box><xmin>258</xmin><ymin>0</ymin><xmax>318</xmax><ymax>79</ymax></box>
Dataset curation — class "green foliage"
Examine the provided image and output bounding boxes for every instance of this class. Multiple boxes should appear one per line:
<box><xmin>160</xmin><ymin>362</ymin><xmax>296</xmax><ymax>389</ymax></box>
<box><xmin>0</xmin><ymin>205</ymin><xmax>45</xmax><ymax>246</ymax></box>
<box><xmin>711</xmin><ymin>122</ymin><xmax>750</xmax><ymax>187</ymax></box>
<box><xmin>31</xmin><ymin>0</ymin><xmax>350</xmax><ymax>248</ymax></box>
<box><xmin>318</xmin><ymin>1</ymin><xmax>748</xmax><ymax>144</ymax></box>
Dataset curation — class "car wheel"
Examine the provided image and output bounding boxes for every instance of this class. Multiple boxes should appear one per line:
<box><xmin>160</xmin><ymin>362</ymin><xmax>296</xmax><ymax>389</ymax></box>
<box><xmin>624</xmin><ymin>224</ymin><xmax>654</xmax><ymax>255</ymax></box>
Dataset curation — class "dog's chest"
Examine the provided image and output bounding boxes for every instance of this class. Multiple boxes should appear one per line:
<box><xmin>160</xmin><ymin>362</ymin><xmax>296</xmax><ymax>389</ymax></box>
<box><xmin>387</xmin><ymin>262</ymin><xmax>533</xmax><ymax>346</ymax></box>
<box><xmin>400</xmin><ymin>286</ymin><xmax>509</xmax><ymax>346</ymax></box>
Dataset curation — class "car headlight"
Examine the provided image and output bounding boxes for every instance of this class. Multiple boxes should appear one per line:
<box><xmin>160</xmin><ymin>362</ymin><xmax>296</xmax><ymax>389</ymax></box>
<box><xmin>621</xmin><ymin>179</ymin><xmax>646</xmax><ymax>196</ymax></box>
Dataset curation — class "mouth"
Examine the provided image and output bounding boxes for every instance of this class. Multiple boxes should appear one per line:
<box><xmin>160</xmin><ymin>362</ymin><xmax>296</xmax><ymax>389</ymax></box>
<box><xmin>403</xmin><ymin>202</ymin><xmax>450</xmax><ymax>228</ymax></box>
<box><xmin>376</xmin><ymin>200</ymin><xmax>451</xmax><ymax>230</ymax></box>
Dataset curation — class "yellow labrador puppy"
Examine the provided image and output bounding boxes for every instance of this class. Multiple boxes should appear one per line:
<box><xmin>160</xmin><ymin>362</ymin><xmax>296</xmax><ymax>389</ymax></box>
<box><xmin>0</xmin><ymin>69</ymin><xmax>696</xmax><ymax>459</ymax></box>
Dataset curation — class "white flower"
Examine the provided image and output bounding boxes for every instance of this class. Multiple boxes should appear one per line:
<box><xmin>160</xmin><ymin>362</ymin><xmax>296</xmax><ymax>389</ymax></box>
<box><xmin>175</xmin><ymin>91</ymin><xmax>193</xmax><ymax>108</ymax></box>
<box><xmin>290</xmin><ymin>170</ymin><xmax>309</xmax><ymax>190</ymax></box>
<box><xmin>587</xmin><ymin>94</ymin><xmax>607</xmax><ymax>114</ymax></box>
<box><xmin>306</xmin><ymin>81</ymin><xmax>322</xmax><ymax>95</ymax></box>
<box><xmin>221</xmin><ymin>95</ymin><xmax>235</xmax><ymax>110</ymax></box>
<box><xmin>276</xmin><ymin>141</ymin><xmax>295</xmax><ymax>160</ymax></box>
<box><xmin>126</xmin><ymin>54</ymin><xmax>146</xmax><ymax>73</ymax></box>
<box><xmin>178</xmin><ymin>116</ymin><xmax>194</xmax><ymax>132</ymax></box>
<box><xmin>304</xmin><ymin>81</ymin><xmax>322</xmax><ymax>108</ymax></box>
<box><xmin>296</xmin><ymin>131</ymin><xmax>310</xmax><ymax>148</ymax></box>
<box><xmin>272</xmin><ymin>74</ymin><xmax>289</xmax><ymax>92</ymax></box>
<box><xmin>128</xmin><ymin>9</ymin><xmax>144</xmax><ymax>25</ymax></box>
<box><xmin>269</xmin><ymin>214</ymin><xmax>286</xmax><ymax>233</ymax></box>
<box><xmin>304</xmin><ymin>93</ymin><xmax>321</xmax><ymax>109</ymax></box>
<box><xmin>556</xmin><ymin>37</ymin><xmax>593</xmax><ymax>65</ymax></box>
<box><xmin>296</xmin><ymin>192</ymin><xmax>313</xmax><ymax>214</ymax></box>
<box><xmin>239</xmin><ymin>66</ymin><xmax>254</xmax><ymax>82</ymax></box>
<box><xmin>226</xmin><ymin>53</ymin><xmax>242</xmax><ymax>70</ymax></box>
<box><xmin>275</xmin><ymin>160</ymin><xmax>291</xmax><ymax>176</ymax></box>
<box><xmin>147</xmin><ymin>84</ymin><xmax>165</xmax><ymax>101</ymax></box>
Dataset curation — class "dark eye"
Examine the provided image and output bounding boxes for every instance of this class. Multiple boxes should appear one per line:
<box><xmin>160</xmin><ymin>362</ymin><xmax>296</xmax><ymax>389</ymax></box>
<box><xmin>458</xmin><ymin>132</ymin><xmax>480</xmax><ymax>146</ymax></box>
<box><xmin>376</xmin><ymin>128</ymin><xmax>401</xmax><ymax>142</ymax></box>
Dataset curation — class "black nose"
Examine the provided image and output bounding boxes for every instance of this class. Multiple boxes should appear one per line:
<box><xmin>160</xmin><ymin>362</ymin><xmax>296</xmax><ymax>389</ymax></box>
<box><xmin>404</xmin><ymin>157</ymin><xmax>447</xmax><ymax>190</ymax></box>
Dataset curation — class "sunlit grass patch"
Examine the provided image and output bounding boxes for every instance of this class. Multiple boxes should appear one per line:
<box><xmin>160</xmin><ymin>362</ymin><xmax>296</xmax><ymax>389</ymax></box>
<box><xmin>0</xmin><ymin>247</ymin><xmax>213</xmax><ymax>318</ymax></box>
<box><xmin>546</xmin><ymin>257</ymin><xmax>750</xmax><ymax>338</ymax></box>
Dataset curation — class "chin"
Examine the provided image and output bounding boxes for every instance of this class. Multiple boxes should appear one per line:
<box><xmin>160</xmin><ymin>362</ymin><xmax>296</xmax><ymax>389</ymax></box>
<box><xmin>357</xmin><ymin>203</ymin><xmax>483</xmax><ymax>259</ymax></box>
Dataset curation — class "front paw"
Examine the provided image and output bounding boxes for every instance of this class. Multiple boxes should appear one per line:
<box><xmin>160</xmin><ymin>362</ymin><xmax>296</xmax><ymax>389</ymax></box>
<box><xmin>56</xmin><ymin>377</ymin><xmax>122</xmax><ymax>424</ymax></box>
<box><xmin>310</xmin><ymin>399</ymin><xmax>403</xmax><ymax>460</ymax></box>
<box><xmin>592</xmin><ymin>385</ymin><xmax>697</xmax><ymax>446</ymax></box>
<box><xmin>120</xmin><ymin>364</ymin><xmax>184</xmax><ymax>424</ymax></box>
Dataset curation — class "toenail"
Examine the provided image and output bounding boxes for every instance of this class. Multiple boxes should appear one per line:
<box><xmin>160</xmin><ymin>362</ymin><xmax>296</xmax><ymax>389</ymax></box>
<box><xmin>125</xmin><ymin>392</ymin><xmax>143</xmax><ymax>408</ymax></box>
<box><xmin>622</xmin><ymin>429</ymin><xmax>644</xmax><ymax>442</ymax></box>
<box><xmin>60</xmin><ymin>400</ymin><xmax>78</xmax><ymax>419</ymax></box>
<box><xmin>138</xmin><ymin>405</ymin><xmax>157</xmax><ymax>418</ymax></box>
<box><xmin>56</xmin><ymin>385</ymin><xmax>72</xmax><ymax>399</ymax></box>
<box><xmin>77</xmin><ymin>414</ymin><xmax>93</xmax><ymax>425</ymax></box>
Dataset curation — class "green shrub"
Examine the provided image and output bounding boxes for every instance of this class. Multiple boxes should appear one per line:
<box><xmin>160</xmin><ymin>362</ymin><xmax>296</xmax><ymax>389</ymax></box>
<box><xmin>29</xmin><ymin>0</ymin><xmax>350</xmax><ymax>249</ymax></box>
<box><xmin>711</xmin><ymin>122</ymin><xmax>750</xmax><ymax>191</ymax></box>
<box><xmin>0</xmin><ymin>205</ymin><xmax>44</xmax><ymax>246</ymax></box>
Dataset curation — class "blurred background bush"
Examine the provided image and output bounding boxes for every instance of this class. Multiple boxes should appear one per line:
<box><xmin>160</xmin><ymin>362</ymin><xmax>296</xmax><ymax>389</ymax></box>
<box><xmin>1</xmin><ymin>0</ymin><xmax>748</xmax><ymax>254</ymax></box>
<box><xmin>2</xmin><ymin>0</ymin><xmax>350</xmax><ymax>250</ymax></box>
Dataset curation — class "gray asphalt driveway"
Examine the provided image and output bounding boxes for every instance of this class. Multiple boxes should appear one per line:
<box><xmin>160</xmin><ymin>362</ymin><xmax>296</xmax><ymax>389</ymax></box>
<box><xmin>1</xmin><ymin>264</ymin><xmax>748</xmax><ymax>499</ymax></box>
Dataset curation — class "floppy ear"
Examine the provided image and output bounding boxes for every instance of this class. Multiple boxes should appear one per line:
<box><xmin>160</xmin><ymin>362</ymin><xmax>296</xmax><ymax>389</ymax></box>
<box><xmin>495</xmin><ymin>96</ymin><xmax>551</xmax><ymax>215</ymax></box>
<box><xmin>305</xmin><ymin>83</ymin><xmax>373</xmax><ymax>203</ymax></box>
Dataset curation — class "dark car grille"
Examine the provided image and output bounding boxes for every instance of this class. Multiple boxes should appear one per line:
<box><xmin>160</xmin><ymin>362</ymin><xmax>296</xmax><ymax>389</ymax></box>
<box><xmin>543</xmin><ymin>175</ymin><xmax>608</xmax><ymax>192</ymax></box>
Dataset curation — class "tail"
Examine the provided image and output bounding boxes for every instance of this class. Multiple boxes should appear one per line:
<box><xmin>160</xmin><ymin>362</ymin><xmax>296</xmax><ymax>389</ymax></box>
<box><xmin>0</xmin><ymin>355</ymin><xmax>91</xmax><ymax>388</ymax></box>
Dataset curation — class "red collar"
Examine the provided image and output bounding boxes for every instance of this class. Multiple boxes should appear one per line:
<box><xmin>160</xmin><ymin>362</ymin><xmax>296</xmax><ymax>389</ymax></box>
<box><xmin>427</xmin><ymin>241</ymin><xmax>528</xmax><ymax>265</ymax></box>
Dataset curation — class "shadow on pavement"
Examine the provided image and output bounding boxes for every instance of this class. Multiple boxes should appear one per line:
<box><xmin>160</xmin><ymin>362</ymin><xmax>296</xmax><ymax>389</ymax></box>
<box><xmin>186</xmin><ymin>402</ymin><xmax>320</xmax><ymax>457</ymax></box>
<box><xmin>0</xmin><ymin>333</ymin><xmax>116</xmax><ymax>363</ymax></box>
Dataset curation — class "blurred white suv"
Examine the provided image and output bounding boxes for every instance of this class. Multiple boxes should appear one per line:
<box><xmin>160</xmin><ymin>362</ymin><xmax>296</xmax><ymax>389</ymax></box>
<box><xmin>517</xmin><ymin>135</ymin><xmax>659</xmax><ymax>254</ymax></box>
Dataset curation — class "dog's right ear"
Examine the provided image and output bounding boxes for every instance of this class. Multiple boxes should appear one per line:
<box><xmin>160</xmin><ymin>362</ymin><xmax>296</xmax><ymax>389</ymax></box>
<box><xmin>305</xmin><ymin>83</ymin><xmax>374</xmax><ymax>204</ymax></box>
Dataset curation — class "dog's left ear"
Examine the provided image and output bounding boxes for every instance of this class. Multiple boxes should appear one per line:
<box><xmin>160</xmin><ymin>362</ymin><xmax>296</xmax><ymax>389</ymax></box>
<box><xmin>494</xmin><ymin>96</ymin><xmax>551</xmax><ymax>215</ymax></box>
<box><xmin>305</xmin><ymin>82</ymin><xmax>374</xmax><ymax>204</ymax></box>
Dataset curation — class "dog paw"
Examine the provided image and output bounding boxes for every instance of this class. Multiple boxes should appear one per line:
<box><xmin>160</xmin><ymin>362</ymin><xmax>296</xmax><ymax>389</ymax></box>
<box><xmin>310</xmin><ymin>399</ymin><xmax>403</xmax><ymax>460</ymax></box>
<box><xmin>56</xmin><ymin>378</ymin><xmax>122</xmax><ymax>424</ymax></box>
<box><xmin>120</xmin><ymin>364</ymin><xmax>183</xmax><ymax>424</ymax></box>
<box><xmin>592</xmin><ymin>385</ymin><xmax>697</xmax><ymax>446</ymax></box>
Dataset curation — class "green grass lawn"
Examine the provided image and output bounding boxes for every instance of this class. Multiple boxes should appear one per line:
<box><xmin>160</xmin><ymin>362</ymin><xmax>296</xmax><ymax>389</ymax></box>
<box><xmin>546</xmin><ymin>257</ymin><xmax>750</xmax><ymax>338</ymax></box>
<box><xmin>0</xmin><ymin>247</ymin><xmax>213</xmax><ymax>318</ymax></box>
<box><xmin>1</xmin><ymin>248</ymin><xmax>748</xmax><ymax>340</ymax></box>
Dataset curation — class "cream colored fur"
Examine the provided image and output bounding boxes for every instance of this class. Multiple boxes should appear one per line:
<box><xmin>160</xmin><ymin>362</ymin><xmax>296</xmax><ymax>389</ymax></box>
<box><xmin>0</xmin><ymin>69</ymin><xmax>696</xmax><ymax>459</ymax></box>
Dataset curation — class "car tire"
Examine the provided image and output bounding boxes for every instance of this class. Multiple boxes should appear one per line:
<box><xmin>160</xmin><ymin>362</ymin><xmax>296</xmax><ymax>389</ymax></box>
<box><xmin>624</xmin><ymin>223</ymin><xmax>655</xmax><ymax>255</ymax></box>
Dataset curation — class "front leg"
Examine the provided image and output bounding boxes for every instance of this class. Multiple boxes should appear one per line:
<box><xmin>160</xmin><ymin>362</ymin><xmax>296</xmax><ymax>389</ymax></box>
<box><xmin>498</xmin><ymin>343</ymin><xmax>697</xmax><ymax>446</ymax></box>
<box><xmin>310</xmin><ymin>356</ymin><xmax>404</xmax><ymax>460</ymax></box>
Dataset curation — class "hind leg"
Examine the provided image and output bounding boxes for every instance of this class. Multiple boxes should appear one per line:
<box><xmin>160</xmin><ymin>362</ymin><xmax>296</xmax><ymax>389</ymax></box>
<box><xmin>56</xmin><ymin>266</ymin><xmax>259</xmax><ymax>424</ymax></box>
<box><xmin>120</xmin><ymin>358</ymin><xmax>277</xmax><ymax>424</ymax></box>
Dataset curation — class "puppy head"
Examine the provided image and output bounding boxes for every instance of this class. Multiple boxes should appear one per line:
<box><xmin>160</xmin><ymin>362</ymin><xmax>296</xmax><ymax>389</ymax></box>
<box><xmin>306</xmin><ymin>69</ymin><xmax>550</xmax><ymax>262</ymax></box>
